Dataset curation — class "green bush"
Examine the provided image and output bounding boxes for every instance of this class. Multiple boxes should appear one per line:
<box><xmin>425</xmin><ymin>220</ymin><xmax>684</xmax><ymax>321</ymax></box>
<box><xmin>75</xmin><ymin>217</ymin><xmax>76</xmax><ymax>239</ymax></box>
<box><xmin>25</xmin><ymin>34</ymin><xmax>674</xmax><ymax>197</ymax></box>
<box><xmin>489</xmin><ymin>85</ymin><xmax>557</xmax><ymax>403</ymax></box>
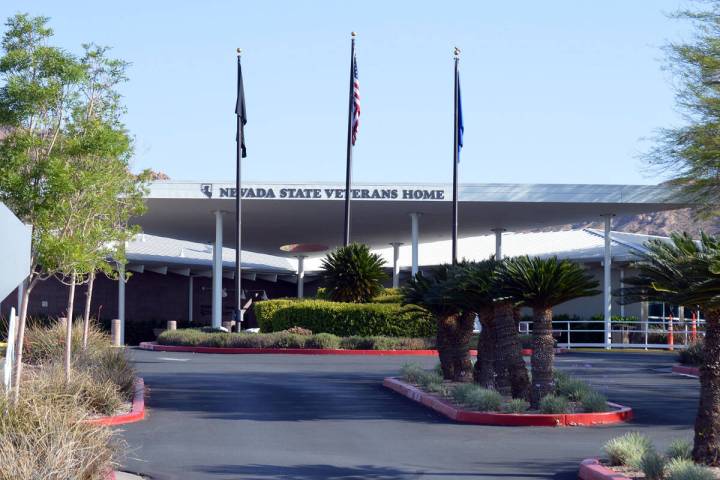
<box><xmin>320</xmin><ymin>243</ymin><xmax>388</xmax><ymax>302</ymax></box>
<box><xmin>678</xmin><ymin>341</ymin><xmax>704</xmax><ymax>366</ymax></box>
<box><xmin>254</xmin><ymin>299</ymin><xmax>302</xmax><ymax>332</ymax></box>
<box><xmin>640</xmin><ymin>450</ymin><xmax>666</xmax><ymax>480</ymax></box>
<box><xmin>604</xmin><ymin>432</ymin><xmax>653</xmax><ymax>468</ymax></box>
<box><xmin>665</xmin><ymin>458</ymin><xmax>715</xmax><ymax>480</ymax></box>
<box><xmin>581</xmin><ymin>391</ymin><xmax>609</xmax><ymax>413</ymax></box>
<box><xmin>451</xmin><ymin>383</ymin><xmax>479</xmax><ymax>405</ymax></box>
<box><xmin>666</xmin><ymin>439</ymin><xmax>693</xmax><ymax>461</ymax></box>
<box><xmin>465</xmin><ymin>388</ymin><xmax>503</xmax><ymax>412</ymax></box>
<box><xmin>304</xmin><ymin>333</ymin><xmax>341</xmax><ymax>349</ymax></box>
<box><xmin>539</xmin><ymin>394</ymin><xmax>570</xmax><ymax>414</ymax></box>
<box><xmin>555</xmin><ymin>373</ymin><xmax>592</xmax><ymax>401</ymax></box>
<box><xmin>268</xmin><ymin>300</ymin><xmax>434</xmax><ymax>337</ymax></box>
<box><xmin>503</xmin><ymin>398</ymin><xmax>530</xmax><ymax>413</ymax></box>
<box><xmin>400</xmin><ymin>363</ymin><xmax>426</xmax><ymax>384</ymax></box>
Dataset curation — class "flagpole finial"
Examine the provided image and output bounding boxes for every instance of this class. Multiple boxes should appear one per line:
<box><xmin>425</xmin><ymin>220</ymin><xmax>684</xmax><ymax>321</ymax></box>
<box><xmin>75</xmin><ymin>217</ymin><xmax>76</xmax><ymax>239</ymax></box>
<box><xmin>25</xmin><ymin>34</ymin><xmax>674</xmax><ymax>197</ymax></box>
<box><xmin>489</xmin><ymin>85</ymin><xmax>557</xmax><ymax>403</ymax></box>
<box><xmin>454</xmin><ymin>47</ymin><xmax>461</xmax><ymax>58</ymax></box>
<box><xmin>351</xmin><ymin>31</ymin><xmax>357</xmax><ymax>37</ymax></box>
<box><xmin>236</xmin><ymin>48</ymin><xmax>242</xmax><ymax>56</ymax></box>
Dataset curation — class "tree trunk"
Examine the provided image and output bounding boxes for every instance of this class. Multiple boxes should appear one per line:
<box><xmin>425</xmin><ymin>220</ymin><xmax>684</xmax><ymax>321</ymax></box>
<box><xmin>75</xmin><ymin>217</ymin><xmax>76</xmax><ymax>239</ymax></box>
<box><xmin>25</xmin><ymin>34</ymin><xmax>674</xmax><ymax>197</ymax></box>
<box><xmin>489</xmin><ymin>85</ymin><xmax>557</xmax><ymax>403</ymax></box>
<box><xmin>451</xmin><ymin>311</ymin><xmax>475</xmax><ymax>382</ymax></box>
<box><xmin>82</xmin><ymin>271</ymin><xmax>95</xmax><ymax>350</ymax></box>
<box><xmin>531</xmin><ymin>306</ymin><xmax>555</xmax><ymax>407</ymax></box>
<box><xmin>64</xmin><ymin>272</ymin><xmax>76</xmax><ymax>383</ymax></box>
<box><xmin>436</xmin><ymin>314</ymin><xmax>456</xmax><ymax>380</ymax></box>
<box><xmin>494</xmin><ymin>301</ymin><xmax>530</xmax><ymax>400</ymax></box>
<box><xmin>693</xmin><ymin>308</ymin><xmax>720</xmax><ymax>465</ymax></box>
<box><xmin>12</xmin><ymin>278</ymin><xmax>35</xmax><ymax>403</ymax></box>
<box><xmin>474</xmin><ymin>307</ymin><xmax>496</xmax><ymax>388</ymax></box>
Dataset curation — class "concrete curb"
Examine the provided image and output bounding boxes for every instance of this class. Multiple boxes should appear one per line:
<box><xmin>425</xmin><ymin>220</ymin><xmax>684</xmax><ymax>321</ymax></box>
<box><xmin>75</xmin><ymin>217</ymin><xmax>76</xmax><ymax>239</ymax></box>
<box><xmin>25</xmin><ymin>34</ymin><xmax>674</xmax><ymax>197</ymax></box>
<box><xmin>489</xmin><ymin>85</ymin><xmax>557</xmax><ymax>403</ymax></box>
<box><xmin>140</xmin><ymin>342</ymin><xmax>566</xmax><ymax>357</ymax></box>
<box><xmin>87</xmin><ymin>378</ymin><xmax>146</xmax><ymax>426</ymax></box>
<box><xmin>672</xmin><ymin>364</ymin><xmax>700</xmax><ymax>378</ymax></box>
<box><xmin>578</xmin><ymin>458</ymin><xmax>630</xmax><ymax>479</ymax></box>
<box><xmin>383</xmin><ymin>377</ymin><xmax>633</xmax><ymax>427</ymax></box>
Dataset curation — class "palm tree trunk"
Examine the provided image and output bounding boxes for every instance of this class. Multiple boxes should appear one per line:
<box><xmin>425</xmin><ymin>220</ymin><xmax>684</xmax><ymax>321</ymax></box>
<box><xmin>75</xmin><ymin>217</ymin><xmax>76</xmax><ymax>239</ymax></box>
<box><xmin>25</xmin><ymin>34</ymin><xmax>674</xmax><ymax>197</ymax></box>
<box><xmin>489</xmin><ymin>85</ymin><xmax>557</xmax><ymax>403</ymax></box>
<box><xmin>82</xmin><ymin>271</ymin><xmax>95</xmax><ymax>350</ymax></box>
<box><xmin>494</xmin><ymin>300</ymin><xmax>530</xmax><ymax>400</ymax></box>
<box><xmin>531</xmin><ymin>306</ymin><xmax>555</xmax><ymax>407</ymax></box>
<box><xmin>693</xmin><ymin>308</ymin><xmax>720</xmax><ymax>465</ymax></box>
<box><xmin>451</xmin><ymin>311</ymin><xmax>475</xmax><ymax>382</ymax></box>
<box><xmin>436</xmin><ymin>313</ymin><xmax>456</xmax><ymax>380</ymax></box>
<box><xmin>64</xmin><ymin>272</ymin><xmax>76</xmax><ymax>383</ymax></box>
<box><xmin>474</xmin><ymin>307</ymin><xmax>496</xmax><ymax>388</ymax></box>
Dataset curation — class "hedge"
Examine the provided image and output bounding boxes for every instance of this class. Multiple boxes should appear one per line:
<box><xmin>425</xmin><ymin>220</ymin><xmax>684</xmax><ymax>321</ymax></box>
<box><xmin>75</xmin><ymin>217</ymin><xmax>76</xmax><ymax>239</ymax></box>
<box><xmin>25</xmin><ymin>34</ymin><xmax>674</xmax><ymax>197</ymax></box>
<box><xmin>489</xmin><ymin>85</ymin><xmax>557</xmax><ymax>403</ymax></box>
<box><xmin>254</xmin><ymin>299</ymin><xmax>434</xmax><ymax>337</ymax></box>
<box><xmin>157</xmin><ymin>329</ymin><xmax>435</xmax><ymax>350</ymax></box>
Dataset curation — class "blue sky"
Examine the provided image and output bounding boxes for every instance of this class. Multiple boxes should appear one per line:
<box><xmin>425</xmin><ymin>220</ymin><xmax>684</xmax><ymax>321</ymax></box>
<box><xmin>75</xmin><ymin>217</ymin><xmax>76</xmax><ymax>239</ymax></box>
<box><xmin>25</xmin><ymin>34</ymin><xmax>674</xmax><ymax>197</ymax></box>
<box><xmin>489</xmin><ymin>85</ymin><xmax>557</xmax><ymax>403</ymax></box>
<box><xmin>1</xmin><ymin>1</ymin><xmax>693</xmax><ymax>185</ymax></box>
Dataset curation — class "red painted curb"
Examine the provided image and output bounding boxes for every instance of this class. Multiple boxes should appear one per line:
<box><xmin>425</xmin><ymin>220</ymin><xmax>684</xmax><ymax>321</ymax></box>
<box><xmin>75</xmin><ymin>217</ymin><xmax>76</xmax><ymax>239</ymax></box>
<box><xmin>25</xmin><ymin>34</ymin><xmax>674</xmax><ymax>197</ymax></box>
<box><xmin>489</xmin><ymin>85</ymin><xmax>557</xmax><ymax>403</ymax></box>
<box><xmin>672</xmin><ymin>364</ymin><xmax>700</xmax><ymax>377</ymax></box>
<box><xmin>383</xmin><ymin>377</ymin><xmax>632</xmax><ymax>427</ymax></box>
<box><xmin>87</xmin><ymin>378</ymin><xmax>145</xmax><ymax>426</ymax></box>
<box><xmin>140</xmin><ymin>342</ymin><xmax>566</xmax><ymax>357</ymax></box>
<box><xmin>578</xmin><ymin>458</ymin><xmax>630</xmax><ymax>480</ymax></box>
<box><xmin>105</xmin><ymin>470</ymin><xmax>116</xmax><ymax>480</ymax></box>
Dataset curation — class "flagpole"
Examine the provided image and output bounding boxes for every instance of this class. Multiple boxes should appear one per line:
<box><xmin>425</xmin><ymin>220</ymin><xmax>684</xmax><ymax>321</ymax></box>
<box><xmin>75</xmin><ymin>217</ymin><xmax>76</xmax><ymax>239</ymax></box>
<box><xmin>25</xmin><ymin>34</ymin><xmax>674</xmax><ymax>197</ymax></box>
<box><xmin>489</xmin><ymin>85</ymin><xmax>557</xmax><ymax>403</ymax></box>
<box><xmin>452</xmin><ymin>47</ymin><xmax>460</xmax><ymax>264</ymax></box>
<box><xmin>343</xmin><ymin>32</ymin><xmax>357</xmax><ymax>246</ymax></box>
<box><xmin>235</xmin><ymin>48</ymin><xmax>243</xmax><ymax>330</ymax></box>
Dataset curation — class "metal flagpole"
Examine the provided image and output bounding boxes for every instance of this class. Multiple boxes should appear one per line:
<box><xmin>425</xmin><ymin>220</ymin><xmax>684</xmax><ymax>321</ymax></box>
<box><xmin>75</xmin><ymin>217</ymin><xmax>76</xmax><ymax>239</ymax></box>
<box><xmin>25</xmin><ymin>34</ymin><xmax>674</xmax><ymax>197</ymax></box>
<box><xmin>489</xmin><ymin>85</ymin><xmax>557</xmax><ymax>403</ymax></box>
<box><xmin>452</xmin><ymin>47</ymin><xmax>460</xmax><ymax>264</ymax></box>
<box><xmin>343</xmin><ymin>32</ymin><xmax>357</xmax><ymax>246</ymax></box>
<box><xmin>235</xmin><ymin>48</ymin><xmax>245</xmax><ymax>330</ymax></box>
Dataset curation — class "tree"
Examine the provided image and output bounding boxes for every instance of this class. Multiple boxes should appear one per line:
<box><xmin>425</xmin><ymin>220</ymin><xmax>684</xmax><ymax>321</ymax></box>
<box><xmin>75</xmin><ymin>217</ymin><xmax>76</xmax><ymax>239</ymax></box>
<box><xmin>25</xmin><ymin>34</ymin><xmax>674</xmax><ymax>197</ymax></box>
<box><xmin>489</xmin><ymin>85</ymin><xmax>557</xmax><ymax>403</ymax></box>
<box><xmin>0</xmin><ymin>15</ymin><xmax>146</xmax><ymax>390</ymax></box>
<box><xmin>498</xmin><ymin>256</ymin><xmax>599</xmax><ymax>406</ymax></box>
<box><xmin>647</xmin><ymin>2</ymin><xmax>720</xmax><ymax>214</ymax></box>
<box><xmin>403</xmin><ymin>264</ymin><xmax>474</xmax><ymax>382</ymax></box>
<box><xmin>619</xmin><ymin>233</ymin><xmax>720</xmax><ymax>465</ymax></box>
<box><xmin>320</xmin><ymin>243</ymin><xmax>388</xmax><ymax>303</ymax></box>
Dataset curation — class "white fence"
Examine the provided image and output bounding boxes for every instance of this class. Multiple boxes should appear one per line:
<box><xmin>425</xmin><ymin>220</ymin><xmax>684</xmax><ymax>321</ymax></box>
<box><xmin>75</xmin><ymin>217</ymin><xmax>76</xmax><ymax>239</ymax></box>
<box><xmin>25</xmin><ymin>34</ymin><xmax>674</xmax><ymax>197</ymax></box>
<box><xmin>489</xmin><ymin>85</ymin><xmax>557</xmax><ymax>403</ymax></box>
<box><xmin>519</xmin><ymin>314</ymin><xmax>705</xmax><ymax>350</ymax></box>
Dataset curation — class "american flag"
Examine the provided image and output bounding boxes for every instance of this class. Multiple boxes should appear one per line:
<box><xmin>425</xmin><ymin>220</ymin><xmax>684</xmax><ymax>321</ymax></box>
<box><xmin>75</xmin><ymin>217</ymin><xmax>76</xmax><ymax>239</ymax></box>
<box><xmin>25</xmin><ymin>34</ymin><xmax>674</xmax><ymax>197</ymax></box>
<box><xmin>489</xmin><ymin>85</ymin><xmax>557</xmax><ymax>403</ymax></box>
<box><xmin>351</xmin><ymin>54</ymin><xmax>360</xmax><ymax>145</ymax></box>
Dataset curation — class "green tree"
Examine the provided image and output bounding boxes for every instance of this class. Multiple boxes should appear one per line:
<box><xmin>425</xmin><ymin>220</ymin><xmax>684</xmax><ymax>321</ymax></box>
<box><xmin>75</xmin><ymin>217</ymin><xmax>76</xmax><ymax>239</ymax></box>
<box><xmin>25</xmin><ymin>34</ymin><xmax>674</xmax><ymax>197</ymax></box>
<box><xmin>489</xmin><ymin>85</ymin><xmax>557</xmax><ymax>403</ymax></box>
<box><xmin>320</xmin><ymin>243</ymin><xmax>388</xmax><ymax>303</ymax></box>
<box><xmin>647</xmin><ymin>2</ymin><xmax>720</xmax><ymax>213</ymax></box>
<box><xmin>498</xmin><ymin>256</ymin><xmax>599</xmax><ymax>406</ymax></box>
<box><xmin>619</xmin><ymin>233</ymin><xmax>720</xmax><ymax>465</ymax></box>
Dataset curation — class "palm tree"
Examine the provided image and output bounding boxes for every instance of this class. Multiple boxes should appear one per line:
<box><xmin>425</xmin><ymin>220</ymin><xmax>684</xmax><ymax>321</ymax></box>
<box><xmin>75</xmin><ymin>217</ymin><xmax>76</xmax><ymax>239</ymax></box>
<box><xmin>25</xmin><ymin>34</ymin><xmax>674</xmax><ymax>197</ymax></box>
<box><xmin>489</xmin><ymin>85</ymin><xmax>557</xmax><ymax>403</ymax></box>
<box><xmin>619</xmin><ymin>232</ymin><xmax>720</xmax><ymax>465</ymax></box>
<box><xmin>498</xmin><ymin>256</ymin><xmax>599</xmax><ymax>405</ymax></box>
<box><xmin>320</xmin><ymin>243</ymin><xmax>388</xmax><ymax>303</ymax></box>
<box><xmin>403</xmin><ymin>265</ymin><xmax>473</xmax><ymax>381</ymax></box>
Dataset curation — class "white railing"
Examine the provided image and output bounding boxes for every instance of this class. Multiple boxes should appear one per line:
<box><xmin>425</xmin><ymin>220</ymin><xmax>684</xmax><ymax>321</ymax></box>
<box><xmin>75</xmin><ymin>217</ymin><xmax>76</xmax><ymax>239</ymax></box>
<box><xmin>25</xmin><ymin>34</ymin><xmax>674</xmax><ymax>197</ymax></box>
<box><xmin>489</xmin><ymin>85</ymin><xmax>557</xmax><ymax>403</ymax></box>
<box><xmin>518</xmin><ymin>315</ymin><xmax>706</xmax><ymax>350</ymax></box>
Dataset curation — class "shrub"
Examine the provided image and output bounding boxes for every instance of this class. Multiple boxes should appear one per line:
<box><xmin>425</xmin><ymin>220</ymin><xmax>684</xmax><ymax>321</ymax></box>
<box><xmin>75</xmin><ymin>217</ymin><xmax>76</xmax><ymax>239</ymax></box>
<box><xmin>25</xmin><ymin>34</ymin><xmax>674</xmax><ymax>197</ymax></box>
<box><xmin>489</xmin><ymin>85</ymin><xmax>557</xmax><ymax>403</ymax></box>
<box><xmin>269</xmin><ymin>300</ymin><xmax>435</xmax><ymax>337</ymax></box>
<box><xmin>604</xmin><ymin>432</ymin><xmax>653</xmax><ymax>468</ymax></box>
<box><xmin>23</xmin><ymin>319</ymin><xmax>109</xmax><ymax>365</ymax></box>
<box><xmin>371</xmin><ymin>288</ymin><xmax>404</xmax><ymax>304</ymax></box>
<box><xmin>640</xmin><ymin>450</ymin><xmax>666</xmax><ymax>480</ymax></box>
<box><xmin>283</xmin><ymin>326</ymin><xmax>313</xmax><ymax>335</ymax></box>
<box><xmin>75</xmin><ymin>347</ymin><xmax>137</xmax><ymax>399</ymax></box>
<box><xmin>465</xmin><ymin>388</ymin><xmax>503</xmax><ymax>412</ymax></box>
<box><xmin>581</xmin><ymin>391</ymin><xmax>609</xmax><ymax>413</ymax></box>
<box><xmin>400</xmin><ymin>363</ymin><xmax>426</xmax><ymax>384</ymax></box>
<box><xmin>503</xmin><ymin>398</ymin><xmax>530</xmax><ymax>413</ymax></box>
<box><xmin>254</xmin><ymin>299</ymin><xmax>302</xmax><ymax>332</ymax></box>
<box><xmin>539</xmin><ymin>394</ymin><xmax>570</xmax><ymax>414</ymax></box>
<box><xmin>666</xmin><ymin>439</ymin><xmax>693</xmax><ymax>461</ymax></box>
<box><xmin>555</xmin><ymin>374</ymin><xmax>592</xmax><ymax>401</ymax></box>
<box><xmin>678</xmin><ymin>341</ymin><xmax>704</xmax><ymax>366</ymax></box>
<box><xmin>0</xmin><ymin>392</ymin><xmax>118</xmax><ymax>480</ymax></box>
<box><xmin>320</xmin><ymin>243</ymin><xmax>388</xmax><ymax>302</ymax></box>
<box><xmin>417</xmin><ymin>371</ymin><xmax>445</xmax><ymax>391</ymax></box>
<box><xmin>665</xmin><ymin>458</ymin><xmax>715</xmax><ymax>480</ymax></box>
<box><xmin>304</xmin><ymin>333</ymin><xmax>341</xmax><ymax>349</ymax></box>
<box><xmin>451</xmin><ymin>383</ymin><xmax>480</xmax><ymax>405</ymax></box>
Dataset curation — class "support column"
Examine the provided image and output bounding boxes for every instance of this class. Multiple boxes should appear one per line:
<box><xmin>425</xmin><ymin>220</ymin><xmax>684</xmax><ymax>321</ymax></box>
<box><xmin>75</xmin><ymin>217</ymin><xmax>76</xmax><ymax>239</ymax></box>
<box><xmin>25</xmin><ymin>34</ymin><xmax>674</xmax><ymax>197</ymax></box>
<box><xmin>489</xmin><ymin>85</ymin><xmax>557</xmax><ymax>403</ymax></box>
<box><xmin>410</xmin><ymin>213</ymin><xmax>421</xmax><ymax>276</ymax></box>
<box><xmin>602</xmin><ymin>214</ymin><xmax>614</xmax><ymax>349</ymax></box>
<box><xmin>118</xmin><ymin>263</ymin><xmax>125</xmax><ymax>345</ymax></box>
<box><xmin>296</xmin><ymin>255</ymin><xmax>306</xmax><ymax>298</ymax></box>
<box><xmin>188</xmin><ymin>276</ymin><xmax>194</xmax><ymax>322</ymax></box>
<box><xmin>212</xmin><ymin>210</ymin><xmax>224</xmax><ymax>329</ymax></box>
<box><xmin>390</xmin><ymin>242</ymin><xmax>403</xmax><ymax>288</ymax></box>
<box><xmin>492</xmin><ymin>228</ymin><xmax>505</xmax><ymax>261</ymax></box>
<box><xmin>641</xmin><ymin>301</ymin><xmax>649</xmax><ymax>349</ymax></box>
<box><xmin>619</xmin><ymin>267</ymin><xmax>625</xmax><ymax>318</ymax></box>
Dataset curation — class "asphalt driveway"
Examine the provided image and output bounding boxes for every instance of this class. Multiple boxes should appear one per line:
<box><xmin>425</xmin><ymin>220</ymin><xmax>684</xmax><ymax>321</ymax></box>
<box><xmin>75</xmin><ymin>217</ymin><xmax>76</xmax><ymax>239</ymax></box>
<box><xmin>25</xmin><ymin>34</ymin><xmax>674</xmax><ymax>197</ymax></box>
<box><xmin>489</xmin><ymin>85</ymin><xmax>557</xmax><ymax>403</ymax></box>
<box><xmin>119</xmin><ymin>350</ymin><xmax>698</xmax><ymax>480</ymax></box>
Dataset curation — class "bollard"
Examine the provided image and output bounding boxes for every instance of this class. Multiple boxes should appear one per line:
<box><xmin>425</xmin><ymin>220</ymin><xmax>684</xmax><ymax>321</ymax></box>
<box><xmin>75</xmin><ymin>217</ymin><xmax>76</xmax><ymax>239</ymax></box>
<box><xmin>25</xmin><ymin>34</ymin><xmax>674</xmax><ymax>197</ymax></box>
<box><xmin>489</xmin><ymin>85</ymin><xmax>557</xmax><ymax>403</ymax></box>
<box><xmin>111</xmin><ymin>319</ymin><xmax>122</xmax><ymax>346</ymax></box>
<box><xmin>167</xmin><ymin>320</ymin><xmax>177</xmax><ymax>331</ymax></box>
<box><xmin>668</xmin><ymin>313</ymin><xmax>674</xmax><ymax>351</ymax></box>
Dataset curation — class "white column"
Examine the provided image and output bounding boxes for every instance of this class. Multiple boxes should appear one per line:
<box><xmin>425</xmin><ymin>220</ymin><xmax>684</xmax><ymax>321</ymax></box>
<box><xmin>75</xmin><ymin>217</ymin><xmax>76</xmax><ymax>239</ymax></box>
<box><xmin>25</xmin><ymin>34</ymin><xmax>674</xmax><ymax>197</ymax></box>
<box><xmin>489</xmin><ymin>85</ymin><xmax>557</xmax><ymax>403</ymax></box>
<box><xmin>410</xmin><ymin>213</ymin><xmax>421</xmax><ymax>276</ymax></box>
<box><xmin>390</xmin><ymin>242</ymin><xmax>403</xmax><ymax>288</ymax></box>
<box><xmin>296</xmin><ymin>255</ymin><xmax>306</xmax><ymax>298</ymax></box>
<box><xmin>118</xmin><ymin>263</ymin><xmax>125</xmax><ymax>345</ymax></box>
<box><xmin>619</xmin><ymin>267</ymin><xmax>625</xmax><ymax>319</ymax></box>
<box><xmin>212</xmin><ymin>210</ymin><xmax>224</xmax><ymax>329</ymax></box>
<box><xmin>188</xmin><ymin>276</ymin><xmax>194</xmax><ymax>322</ymax></box>
<box><xmin>603</xmin><ymin>214</ymin><xmax>613</xmax><ymax>349</ymax></box>
<box><xmin>492</xmin><ymin>228</ymin><xmax>505</xmax><ymax>261</ymax></box>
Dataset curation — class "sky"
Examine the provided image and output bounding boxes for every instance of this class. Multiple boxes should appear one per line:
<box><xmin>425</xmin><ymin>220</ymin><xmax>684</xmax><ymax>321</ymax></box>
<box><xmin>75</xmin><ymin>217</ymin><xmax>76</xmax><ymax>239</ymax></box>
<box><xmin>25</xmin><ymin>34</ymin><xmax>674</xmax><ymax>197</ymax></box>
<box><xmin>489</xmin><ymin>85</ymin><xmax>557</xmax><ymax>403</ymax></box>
<box><xmin>0</xmin><ymin>1</ymin><xmax>696</xmax><ymax>185</ymax></box>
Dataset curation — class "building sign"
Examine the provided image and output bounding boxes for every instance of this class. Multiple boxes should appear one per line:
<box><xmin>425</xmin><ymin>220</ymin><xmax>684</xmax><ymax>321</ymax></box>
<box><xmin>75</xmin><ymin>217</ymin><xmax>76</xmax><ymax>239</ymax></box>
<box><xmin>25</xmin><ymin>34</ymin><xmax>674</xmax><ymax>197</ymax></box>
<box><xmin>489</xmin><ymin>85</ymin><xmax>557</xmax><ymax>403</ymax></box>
<box><xmin>200</xmin><ymin>184</ymin><xmax>447</xmax><ymax>201</ymax></box>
